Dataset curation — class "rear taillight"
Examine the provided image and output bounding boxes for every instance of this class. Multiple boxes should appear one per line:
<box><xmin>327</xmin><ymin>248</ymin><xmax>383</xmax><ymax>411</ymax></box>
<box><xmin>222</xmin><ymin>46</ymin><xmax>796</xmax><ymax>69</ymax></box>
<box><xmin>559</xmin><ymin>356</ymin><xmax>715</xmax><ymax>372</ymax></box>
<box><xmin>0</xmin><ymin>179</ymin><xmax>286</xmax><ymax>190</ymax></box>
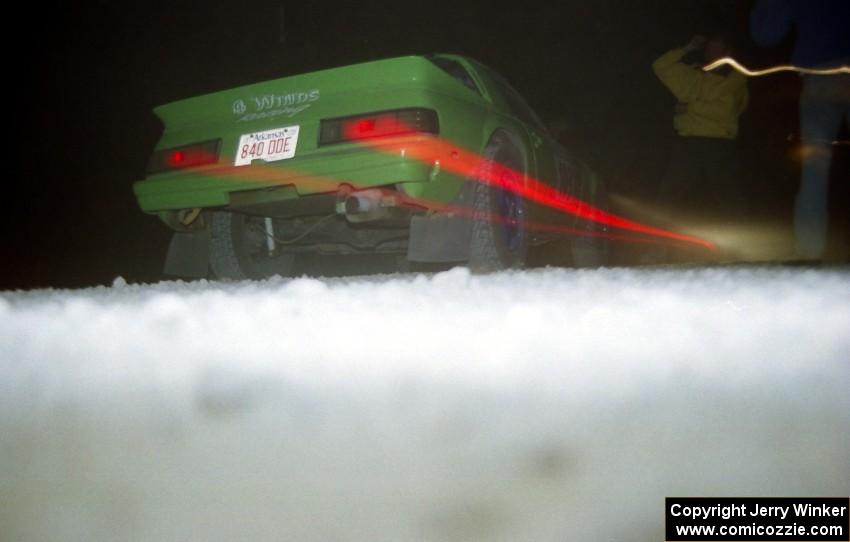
<box><xmin>147</xmin><ymin>139</ymin><xmax>221</xmax><ymax>175</ymax></box>
<box><xmin>319</xmin><ymin>108</ymin><xmax>438</xmax><ymax>146</ymax></box>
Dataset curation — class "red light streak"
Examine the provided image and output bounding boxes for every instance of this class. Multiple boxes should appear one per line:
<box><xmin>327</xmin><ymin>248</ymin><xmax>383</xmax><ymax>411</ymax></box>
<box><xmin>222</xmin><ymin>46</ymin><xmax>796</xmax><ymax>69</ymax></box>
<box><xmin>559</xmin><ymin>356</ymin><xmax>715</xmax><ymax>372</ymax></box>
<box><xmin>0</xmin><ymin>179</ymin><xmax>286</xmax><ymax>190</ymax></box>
<box><xmin>166</xmin><ymin>133</ymin><xmax>716</xmax><ymax>251</ymax></box>
<box><xmin>355</xmin><ymin>134</ymin><xmax>715</xmax><ymax>249</ymax></box>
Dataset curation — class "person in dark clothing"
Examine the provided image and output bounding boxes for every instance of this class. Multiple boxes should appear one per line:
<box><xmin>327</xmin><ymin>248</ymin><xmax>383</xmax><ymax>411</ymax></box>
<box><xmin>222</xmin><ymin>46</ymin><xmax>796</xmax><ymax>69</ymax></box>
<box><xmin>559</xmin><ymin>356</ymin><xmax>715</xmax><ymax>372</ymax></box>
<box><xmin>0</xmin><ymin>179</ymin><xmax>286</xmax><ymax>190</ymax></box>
<box><xmin>751</xmin><ymin>0</ymin><xmax>850</xmax><ymax>260</ymax></box>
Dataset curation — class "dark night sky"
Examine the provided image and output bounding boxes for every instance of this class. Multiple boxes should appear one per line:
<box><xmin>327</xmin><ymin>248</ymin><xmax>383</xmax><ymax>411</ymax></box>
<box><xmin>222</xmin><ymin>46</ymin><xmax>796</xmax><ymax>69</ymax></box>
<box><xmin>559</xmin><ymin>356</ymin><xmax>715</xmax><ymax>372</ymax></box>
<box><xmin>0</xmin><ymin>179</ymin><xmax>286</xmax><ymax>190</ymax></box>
<box><xmin>7</xmin><ymin>1</ymin><xmax>825</xmax><ymax>290</ymax></box>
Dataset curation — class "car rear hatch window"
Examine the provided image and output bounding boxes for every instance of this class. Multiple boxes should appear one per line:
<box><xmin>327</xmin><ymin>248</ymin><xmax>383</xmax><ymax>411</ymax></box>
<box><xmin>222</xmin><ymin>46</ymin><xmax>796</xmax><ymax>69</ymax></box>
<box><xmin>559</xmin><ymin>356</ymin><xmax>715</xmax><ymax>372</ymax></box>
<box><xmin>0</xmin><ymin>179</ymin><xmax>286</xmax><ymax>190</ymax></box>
<box><xmin>427</xmin><ymin>56</ymin><xmax>481</xmax><ymax>96</ymax></box>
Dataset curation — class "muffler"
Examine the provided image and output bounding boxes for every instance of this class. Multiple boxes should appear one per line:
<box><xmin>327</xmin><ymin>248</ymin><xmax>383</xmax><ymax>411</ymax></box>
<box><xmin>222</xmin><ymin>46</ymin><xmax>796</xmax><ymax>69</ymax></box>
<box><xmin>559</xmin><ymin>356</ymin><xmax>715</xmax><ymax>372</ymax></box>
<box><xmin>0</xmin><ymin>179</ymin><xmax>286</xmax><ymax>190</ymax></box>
<box><xmin>338</xmin><ymin>189</ymin><xmax>401</xmax><ymax>223</ymax></box>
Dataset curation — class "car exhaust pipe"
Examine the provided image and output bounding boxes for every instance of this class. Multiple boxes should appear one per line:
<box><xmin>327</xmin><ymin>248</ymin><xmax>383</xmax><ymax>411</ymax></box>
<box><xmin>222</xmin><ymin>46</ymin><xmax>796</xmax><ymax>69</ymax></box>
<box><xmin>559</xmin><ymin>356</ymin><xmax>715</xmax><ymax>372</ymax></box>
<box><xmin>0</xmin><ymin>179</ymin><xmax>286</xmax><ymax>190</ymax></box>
<box><xmin>339</xmin><ymin>189</ymin><xmax>400</xmax><ymax>223</ymax></box>
<box><xmin>345</xmin><ymin>192</ymin><xmax>379</xmax><ymax>215</ymax></box>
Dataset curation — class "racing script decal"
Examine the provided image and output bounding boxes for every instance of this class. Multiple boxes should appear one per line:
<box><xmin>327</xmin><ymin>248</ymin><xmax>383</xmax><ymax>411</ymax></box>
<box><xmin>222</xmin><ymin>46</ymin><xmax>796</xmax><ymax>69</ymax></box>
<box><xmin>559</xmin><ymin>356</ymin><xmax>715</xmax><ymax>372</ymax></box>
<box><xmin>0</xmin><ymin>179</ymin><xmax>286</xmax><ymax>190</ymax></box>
<box><xmin>232</xmin><ymin>89</ymin><xmax>320</xmax><ymax>122</ymax></box>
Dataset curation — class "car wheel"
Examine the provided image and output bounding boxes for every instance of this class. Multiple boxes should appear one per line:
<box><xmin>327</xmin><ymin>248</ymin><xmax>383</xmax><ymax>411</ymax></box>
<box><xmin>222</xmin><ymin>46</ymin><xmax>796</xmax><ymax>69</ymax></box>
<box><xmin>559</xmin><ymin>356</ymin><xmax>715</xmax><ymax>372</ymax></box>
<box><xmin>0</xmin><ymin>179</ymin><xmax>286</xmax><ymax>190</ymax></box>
<box><xmin>209</xmin><ymin>211</ymin><xmax>295</xmax><ymax>280</ymax></box>
<box><xmin>468</xmin><ymin>131</ymin><xmax>528</xmax><ymax>272</ymax></box>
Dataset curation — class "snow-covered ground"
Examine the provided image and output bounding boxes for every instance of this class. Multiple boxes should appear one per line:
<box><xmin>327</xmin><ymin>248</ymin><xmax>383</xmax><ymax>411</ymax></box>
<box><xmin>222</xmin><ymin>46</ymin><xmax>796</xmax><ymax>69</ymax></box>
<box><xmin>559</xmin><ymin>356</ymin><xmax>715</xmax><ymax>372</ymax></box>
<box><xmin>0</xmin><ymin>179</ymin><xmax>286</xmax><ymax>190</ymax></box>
<box><xmin>1</xmin><ymin>266</ymin><xmax>849</xmax><ymax>542</ymax></box>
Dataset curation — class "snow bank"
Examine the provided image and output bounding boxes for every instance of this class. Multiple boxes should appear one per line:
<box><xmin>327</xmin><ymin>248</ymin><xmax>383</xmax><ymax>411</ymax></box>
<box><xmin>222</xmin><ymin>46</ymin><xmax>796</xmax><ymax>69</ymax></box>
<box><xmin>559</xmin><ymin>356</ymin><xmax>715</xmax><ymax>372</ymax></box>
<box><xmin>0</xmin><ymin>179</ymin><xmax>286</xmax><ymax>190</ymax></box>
<box><xmin>1</xmin><ymin>267</ymin><xmax>848</xmax><ymax>541</ymax></box>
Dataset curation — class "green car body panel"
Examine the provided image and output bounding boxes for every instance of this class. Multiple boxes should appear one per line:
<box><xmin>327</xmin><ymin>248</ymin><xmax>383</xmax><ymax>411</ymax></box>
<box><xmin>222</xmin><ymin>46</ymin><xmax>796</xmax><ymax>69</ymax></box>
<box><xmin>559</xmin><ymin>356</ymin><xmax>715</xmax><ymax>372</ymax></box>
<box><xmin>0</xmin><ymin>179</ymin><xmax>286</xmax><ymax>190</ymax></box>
<box><xmin>136</xmin><ymin>56</ymin><xmax>489</xmax><ymax>210</ymax></box>
<box><xmin>133</xmin><ymin>54</ymin><xmax>603</xmax><ymax>276</ymax></box>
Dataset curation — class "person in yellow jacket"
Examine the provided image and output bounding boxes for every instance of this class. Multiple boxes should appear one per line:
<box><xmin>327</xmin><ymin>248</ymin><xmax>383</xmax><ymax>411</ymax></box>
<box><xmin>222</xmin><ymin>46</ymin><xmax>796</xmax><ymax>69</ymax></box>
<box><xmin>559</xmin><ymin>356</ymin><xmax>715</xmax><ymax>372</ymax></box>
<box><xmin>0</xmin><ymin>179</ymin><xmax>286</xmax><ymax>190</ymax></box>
<box><xmin>652</xmin><ymin>34</ymin><xmax>749</xmax><ymax>227</ymax></box>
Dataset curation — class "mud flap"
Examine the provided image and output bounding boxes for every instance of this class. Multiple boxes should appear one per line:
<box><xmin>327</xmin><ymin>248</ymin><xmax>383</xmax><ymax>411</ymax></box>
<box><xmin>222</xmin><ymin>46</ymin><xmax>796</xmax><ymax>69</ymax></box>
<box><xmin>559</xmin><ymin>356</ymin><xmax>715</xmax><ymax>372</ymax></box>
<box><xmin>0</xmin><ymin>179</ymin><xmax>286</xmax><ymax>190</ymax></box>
<box><xmin>407</xmin><ymin>214</ymin><xmax>472</xmax><ymax>262</ymax></box>
<box><xmin>163</xmin><ymin>230</ymin><xmax>210</xmax><ymax>278</ymax></box>
<box><xmin>407</xmin><ymin>180</ymin><xmax>476</xmax><ymax>263</ymax></box>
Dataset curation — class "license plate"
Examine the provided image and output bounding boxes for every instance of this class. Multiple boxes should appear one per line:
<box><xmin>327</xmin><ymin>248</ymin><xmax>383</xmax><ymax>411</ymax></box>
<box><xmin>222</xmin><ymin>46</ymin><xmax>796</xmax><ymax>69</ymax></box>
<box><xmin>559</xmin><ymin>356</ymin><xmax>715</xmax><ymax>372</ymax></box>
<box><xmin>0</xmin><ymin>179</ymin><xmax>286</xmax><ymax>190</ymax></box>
<box><xmin>234</xmin><ymin>125</ymin><xmax>300</xmax><ymax>166</ymax></box>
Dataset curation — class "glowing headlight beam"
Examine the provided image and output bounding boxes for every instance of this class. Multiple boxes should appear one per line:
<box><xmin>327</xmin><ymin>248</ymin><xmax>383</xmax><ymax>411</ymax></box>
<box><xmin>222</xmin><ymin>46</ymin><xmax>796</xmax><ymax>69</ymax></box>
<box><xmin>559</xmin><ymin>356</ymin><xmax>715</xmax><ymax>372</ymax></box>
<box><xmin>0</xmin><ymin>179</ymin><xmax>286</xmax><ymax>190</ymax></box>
<box><xmin>703</xmin><ymin>57</ymin><xmax>850</xmax><ymax>77</ymax></box>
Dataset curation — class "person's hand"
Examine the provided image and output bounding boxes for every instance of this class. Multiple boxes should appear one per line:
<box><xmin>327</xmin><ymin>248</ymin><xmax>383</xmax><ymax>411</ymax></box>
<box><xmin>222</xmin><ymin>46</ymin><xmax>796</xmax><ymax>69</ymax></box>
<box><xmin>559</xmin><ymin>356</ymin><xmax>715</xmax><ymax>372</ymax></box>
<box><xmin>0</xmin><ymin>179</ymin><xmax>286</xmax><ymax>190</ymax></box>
<box><xmin>684</xmin><ymin>35</ymin><xmax>706</xmax><ymax>52</ymax></box>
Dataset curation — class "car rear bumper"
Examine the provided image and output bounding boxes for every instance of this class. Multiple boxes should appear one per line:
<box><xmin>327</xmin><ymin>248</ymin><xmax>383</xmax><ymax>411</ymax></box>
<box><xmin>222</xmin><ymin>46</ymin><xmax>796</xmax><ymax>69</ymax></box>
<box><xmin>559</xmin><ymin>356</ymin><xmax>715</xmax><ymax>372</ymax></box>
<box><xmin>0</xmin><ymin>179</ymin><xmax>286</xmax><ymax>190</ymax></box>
<box><xmin>133</xmin><ymin>135</ymin><xmax>466</xmax><ymax>212</ymax></box>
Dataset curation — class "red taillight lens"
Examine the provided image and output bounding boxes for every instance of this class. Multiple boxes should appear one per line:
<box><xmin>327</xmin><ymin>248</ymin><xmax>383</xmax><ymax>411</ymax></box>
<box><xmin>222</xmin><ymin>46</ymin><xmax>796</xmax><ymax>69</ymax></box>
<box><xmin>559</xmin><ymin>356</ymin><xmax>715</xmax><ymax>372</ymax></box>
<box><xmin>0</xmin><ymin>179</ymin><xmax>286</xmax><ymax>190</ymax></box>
<box><xmin>355</xmin><ymin>119</ymin><xmax>375</xmax><ymax>134</ymax></box>
<box><xmin>147</xmin><ymin>139</ymin><xmax>221</xmax><ymax>175</ymax></box>
<box><xmin>319</xmin><ymin>108</ymin><xmax>438</xmax><ymax>146</ymax></box>
<box><xmin>168</xmin><ymin>150</ymin><xmax>185</xmax><ymax>165</ymax></box>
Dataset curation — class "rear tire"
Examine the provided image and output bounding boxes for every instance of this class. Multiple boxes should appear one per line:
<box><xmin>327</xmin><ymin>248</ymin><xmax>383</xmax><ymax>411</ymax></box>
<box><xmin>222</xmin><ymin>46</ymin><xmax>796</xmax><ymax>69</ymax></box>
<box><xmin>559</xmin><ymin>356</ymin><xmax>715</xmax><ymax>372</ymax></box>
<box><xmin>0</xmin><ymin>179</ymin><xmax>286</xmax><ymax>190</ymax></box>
<box><xmin>209</xmin><ymin>211</ymin><xmax>295</xmax><ymax>280</ymax></box>
<box><xmin>468</xmin><ymin>131</ymin><xmax>528</xmax><ymax>272</ymax></box>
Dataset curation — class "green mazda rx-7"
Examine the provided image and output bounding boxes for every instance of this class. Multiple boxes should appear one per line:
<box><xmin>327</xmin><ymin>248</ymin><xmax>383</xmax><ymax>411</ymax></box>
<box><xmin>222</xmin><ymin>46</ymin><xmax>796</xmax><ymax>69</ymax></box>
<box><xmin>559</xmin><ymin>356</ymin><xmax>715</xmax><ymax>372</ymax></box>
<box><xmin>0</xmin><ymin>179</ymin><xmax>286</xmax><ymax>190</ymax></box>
<box><xmin>133</xmin><ymin>53</ymin><xmax>608</xmax><ymax>279</ymax></box>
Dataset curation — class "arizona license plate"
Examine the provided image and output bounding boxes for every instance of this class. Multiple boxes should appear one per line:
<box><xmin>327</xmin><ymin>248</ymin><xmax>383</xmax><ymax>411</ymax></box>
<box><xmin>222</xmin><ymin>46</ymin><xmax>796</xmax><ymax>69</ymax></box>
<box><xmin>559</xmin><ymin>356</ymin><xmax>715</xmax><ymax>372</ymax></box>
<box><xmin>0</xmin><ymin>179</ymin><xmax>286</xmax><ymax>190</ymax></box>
<box><xmin>234</xmin><ymin>125</ymin><xmax>299</xmax><ymax>166</ymax></box>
